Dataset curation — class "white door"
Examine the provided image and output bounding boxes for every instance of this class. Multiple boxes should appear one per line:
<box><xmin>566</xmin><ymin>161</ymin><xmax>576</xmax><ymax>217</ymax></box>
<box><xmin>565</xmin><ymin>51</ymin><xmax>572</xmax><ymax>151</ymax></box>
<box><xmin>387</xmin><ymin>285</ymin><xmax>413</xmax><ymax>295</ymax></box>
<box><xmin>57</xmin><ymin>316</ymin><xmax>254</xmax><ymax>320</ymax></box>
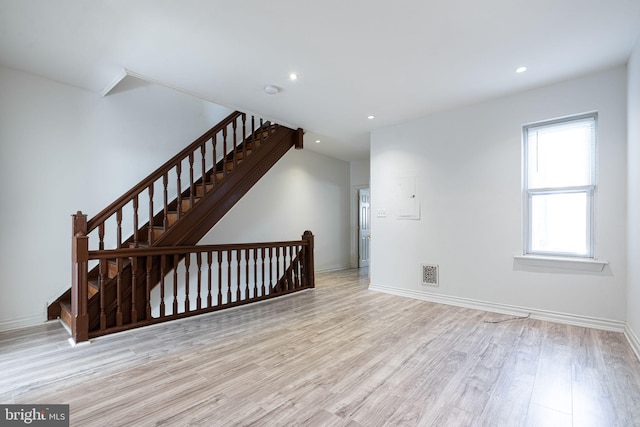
<box><xmin>358</xmin><ymin>188</ymin><xmax>371</xmax><ymax>268</ymax></box>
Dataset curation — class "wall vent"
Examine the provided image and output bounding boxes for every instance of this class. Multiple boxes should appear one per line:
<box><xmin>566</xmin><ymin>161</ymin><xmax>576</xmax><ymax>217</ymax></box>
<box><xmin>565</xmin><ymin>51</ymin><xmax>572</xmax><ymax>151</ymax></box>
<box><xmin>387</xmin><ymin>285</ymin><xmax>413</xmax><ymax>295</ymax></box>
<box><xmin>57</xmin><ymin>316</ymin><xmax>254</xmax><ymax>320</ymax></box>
<box><xmin>422</xmin><ymin>264</ymin><xmax>439</xmax><ymax>286</ymax></box>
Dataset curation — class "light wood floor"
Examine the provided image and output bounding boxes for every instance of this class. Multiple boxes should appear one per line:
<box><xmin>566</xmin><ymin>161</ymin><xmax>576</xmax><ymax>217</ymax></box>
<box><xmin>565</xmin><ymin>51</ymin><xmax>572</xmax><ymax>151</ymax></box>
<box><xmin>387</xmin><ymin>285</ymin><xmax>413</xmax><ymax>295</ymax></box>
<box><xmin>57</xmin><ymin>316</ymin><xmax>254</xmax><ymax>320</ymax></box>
<box><xmin>2</xmin><ymin>268</ymin><xmax>640</xmax><ymax>426</ymax></box>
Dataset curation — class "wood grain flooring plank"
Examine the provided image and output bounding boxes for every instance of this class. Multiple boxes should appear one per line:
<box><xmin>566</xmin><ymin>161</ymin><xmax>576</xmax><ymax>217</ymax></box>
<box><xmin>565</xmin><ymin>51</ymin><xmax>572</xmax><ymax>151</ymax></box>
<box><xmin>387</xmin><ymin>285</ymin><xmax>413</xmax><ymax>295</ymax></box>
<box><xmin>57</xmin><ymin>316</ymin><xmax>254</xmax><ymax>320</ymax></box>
<box><xmin>2</xmin><ymin>268</ymin><xmax>640</xmax><ymax>426</ymax></box>
<box><xmin>525</xmin><ymin>403</ymin><xmax>573</xmax><ymax>427</ymax></box>
<box><xmin>529</xmin><ymin>324</ymin><xmax>573</xmax><ymax>415</ymax></box>
<box><xmin>426</xmin><ymin>404</ymin><xmax>478</xmax><ymax>427</ymax></box>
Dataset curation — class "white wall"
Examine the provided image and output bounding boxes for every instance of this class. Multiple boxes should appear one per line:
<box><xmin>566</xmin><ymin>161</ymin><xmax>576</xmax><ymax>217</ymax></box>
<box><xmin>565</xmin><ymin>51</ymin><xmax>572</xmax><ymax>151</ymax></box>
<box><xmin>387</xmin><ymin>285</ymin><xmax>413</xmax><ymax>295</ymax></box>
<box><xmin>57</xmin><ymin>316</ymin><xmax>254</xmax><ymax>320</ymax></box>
<box><xmin>370</xmin><ymin>67</ymin><xmax>628</xmax><ymax>326</ymax></box>
<box><xmin>200</xmin><ymin>149</ymin><xmax>351</xmax><ymax>272</ymax></box>
<box><xmin>627</xmin><ymin>38</ymin><xmax>640</xmax><ymax>344</ymax></box>
<box><xmin>0</xmin><ymin>67</ymin><xmax>225</xmax><ymax>330</ymax></box>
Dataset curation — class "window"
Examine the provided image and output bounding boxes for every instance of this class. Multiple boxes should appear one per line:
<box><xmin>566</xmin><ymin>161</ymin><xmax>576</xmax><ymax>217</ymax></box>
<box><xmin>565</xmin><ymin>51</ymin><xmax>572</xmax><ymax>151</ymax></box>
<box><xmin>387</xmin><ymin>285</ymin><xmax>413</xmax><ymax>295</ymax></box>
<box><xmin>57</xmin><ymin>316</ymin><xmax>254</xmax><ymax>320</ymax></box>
<box><xmin>523</xmin><ymin>113</ymin><xmax>597</xmax><ymax>258</ymax></box>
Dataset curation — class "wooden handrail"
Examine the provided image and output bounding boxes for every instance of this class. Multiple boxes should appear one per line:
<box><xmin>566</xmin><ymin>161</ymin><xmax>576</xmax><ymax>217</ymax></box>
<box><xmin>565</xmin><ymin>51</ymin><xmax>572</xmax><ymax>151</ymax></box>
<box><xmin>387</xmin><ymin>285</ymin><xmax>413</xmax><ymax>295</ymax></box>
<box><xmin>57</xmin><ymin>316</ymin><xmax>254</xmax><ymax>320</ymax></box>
<box><xmin>87</xmin><ymin>111</ymin><xmax>243</xmax><ymax>232</ymax></box>
<box><xmin>87</xmin><ymin>239</ymin><xmax>310</xmax><ymax>259</ymax></box>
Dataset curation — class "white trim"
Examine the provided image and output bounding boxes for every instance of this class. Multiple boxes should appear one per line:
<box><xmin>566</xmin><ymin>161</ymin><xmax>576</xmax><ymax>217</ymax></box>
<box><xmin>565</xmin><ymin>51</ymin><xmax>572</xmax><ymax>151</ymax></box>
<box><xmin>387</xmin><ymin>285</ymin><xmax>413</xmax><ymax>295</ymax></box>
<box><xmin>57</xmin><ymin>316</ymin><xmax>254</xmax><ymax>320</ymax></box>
<box><xmin>0</xmin><ymin>314</ymin><xmax>46</xmax><ymax>332</ymax></box>
<box><xmin>368</xmin><ymin>283</ymin><xmax>625</xmax><ymax>332</ymax></box>
<box><xmin>522</xmin><ymin>113</ymin><xmax>598</xmax><ymax>258</ymax></box>
<box><xmin>352</xmin><ymin>184</ymin><xmax>369</xmax><ymax>269</ymax></box>
<box><xmin>99</xmin><ymin>68</ymin><xmax>127</xmax><ymax>97</ymax></box>
<box><xmin>625</xmin><ymin>324</ymin><xmax>640</xmax><ymax>362</ymax></box>
<box><xmin>513</xmin><ymin>255</ymin><xmax>608</xmax><ymax>272</ymax></box>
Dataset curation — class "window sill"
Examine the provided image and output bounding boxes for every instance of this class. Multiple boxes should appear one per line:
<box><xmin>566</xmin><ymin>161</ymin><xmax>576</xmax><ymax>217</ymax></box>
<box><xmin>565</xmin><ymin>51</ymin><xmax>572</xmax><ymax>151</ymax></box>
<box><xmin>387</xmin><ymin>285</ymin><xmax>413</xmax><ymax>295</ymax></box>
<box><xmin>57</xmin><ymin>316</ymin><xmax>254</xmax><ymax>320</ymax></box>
<box><xmin>513</xmin><ymin>255</ymin><xmax>608</xmax><ymax>272</ymax></box>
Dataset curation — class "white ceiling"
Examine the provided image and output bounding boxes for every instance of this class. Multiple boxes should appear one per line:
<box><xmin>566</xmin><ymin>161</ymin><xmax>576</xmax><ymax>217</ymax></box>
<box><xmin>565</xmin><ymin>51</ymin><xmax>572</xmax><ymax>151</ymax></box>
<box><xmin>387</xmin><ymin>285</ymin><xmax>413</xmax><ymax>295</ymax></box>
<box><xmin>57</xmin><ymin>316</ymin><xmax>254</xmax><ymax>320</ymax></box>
<box><xmin>1</xmin><ymin>0</ymin><xmax>640</xmax><ymax>161</ymax></box>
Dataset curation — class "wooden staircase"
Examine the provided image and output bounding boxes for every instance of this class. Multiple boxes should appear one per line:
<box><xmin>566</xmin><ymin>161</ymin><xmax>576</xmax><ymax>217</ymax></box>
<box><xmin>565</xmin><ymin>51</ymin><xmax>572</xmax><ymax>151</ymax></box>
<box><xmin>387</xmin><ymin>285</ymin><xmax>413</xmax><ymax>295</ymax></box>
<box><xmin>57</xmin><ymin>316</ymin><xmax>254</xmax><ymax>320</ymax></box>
<box><xmin>47</xmin><ymin>112</ymin><xmax>311</xmax><ymax>341</ymax></box>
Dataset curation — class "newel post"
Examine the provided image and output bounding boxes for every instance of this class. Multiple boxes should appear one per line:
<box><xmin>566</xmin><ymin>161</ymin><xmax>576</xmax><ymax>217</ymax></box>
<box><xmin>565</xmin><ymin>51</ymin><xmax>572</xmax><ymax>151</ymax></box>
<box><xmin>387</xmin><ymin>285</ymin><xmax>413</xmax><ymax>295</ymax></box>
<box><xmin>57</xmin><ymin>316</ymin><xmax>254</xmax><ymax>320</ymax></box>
<box><xmin>71</xmin><ymin>211</ymin><xmax>89</xmax><ymax>343</ymax></box>
<box><xmin>302</xmin><ymin>230</ymin><xmax>315</xmax><ymax>288</ymax></box>
<box><xmin>294</xmin><ymin>128</ymin><xmax>304</xmax><ymax>150</ymax></box>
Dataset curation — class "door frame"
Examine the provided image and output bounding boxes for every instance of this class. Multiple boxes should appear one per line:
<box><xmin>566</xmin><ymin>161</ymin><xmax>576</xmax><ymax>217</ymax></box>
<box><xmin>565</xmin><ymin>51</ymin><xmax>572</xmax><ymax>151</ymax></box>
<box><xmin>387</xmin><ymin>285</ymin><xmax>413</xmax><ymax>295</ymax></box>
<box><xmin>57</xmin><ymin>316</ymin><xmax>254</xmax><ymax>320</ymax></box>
<box><xmin>352</xmin><ymin>185</ymin><xmax>370</xmax><ymax>269</ymax></box>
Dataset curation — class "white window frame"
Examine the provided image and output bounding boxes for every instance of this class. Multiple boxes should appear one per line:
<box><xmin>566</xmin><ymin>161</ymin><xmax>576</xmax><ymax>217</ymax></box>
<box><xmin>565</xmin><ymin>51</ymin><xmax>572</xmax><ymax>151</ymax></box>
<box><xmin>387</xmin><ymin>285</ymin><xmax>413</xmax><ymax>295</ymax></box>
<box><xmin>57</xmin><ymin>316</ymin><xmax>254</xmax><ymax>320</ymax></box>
<box><xmin>522</xmin><ymin>112</ymin><xmax>597</xmax><ymax>259</ymax></box>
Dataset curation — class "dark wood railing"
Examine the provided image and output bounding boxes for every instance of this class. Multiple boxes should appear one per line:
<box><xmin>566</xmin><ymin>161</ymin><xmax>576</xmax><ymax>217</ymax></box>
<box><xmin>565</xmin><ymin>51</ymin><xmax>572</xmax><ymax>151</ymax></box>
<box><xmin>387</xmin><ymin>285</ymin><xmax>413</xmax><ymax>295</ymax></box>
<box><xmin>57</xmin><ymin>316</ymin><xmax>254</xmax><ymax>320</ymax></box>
<box><xmin>63</xmin><ymin>111</ymin><xmax>309</xmax><ymax>343</ymax></box>
<box><xmin>86</xmin><ymin>111</ymin><xmax>277</xmax><ymax>251</ymax></box>
<box><xmin>70</xmin><ymin>229</ymin><xmax>315</xmax><ymax>342</ymax></box>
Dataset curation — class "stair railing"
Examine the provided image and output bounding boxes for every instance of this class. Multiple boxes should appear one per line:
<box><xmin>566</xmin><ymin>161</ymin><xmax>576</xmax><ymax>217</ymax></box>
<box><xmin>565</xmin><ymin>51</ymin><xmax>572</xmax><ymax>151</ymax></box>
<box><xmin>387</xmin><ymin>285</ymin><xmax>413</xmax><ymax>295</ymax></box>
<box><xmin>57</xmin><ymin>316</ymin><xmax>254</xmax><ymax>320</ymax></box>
<box><xmin>67</xmin><ymin>111</ymin><xmax>307</xmax><ymax>342</ymax></box>
<box><xmin>70</xmin><ymin>225</ymin><xmax>315</xmax><ymax>341</ymax></box>
<box><xmin>85</xmin><ymin>111</ymin><xmax>276</xmax><ymax>251</ymax></box>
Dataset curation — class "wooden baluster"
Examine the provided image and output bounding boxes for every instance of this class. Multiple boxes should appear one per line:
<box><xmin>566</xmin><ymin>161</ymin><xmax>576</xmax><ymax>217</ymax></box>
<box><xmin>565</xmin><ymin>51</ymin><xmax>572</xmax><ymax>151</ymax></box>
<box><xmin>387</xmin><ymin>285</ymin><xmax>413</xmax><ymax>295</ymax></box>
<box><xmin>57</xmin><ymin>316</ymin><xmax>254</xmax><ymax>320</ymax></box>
<box><xmin>222</xmin><ymin>127</ymin><xmax>228</xmax><ymax>176</ymax></box>
<box><xmin>242</xmin><ymin>114</ymin><xmax>247</xmax><ymax>161</ymax></box>
<box><xmin>173</xmin><ymin>254</ymin><xmax>179</xmax><ymax>315</ymax></box>
<box><xmin>184</xmin><ymin>252</ymin><xmax>190</xmax><ymax>313</ymax></box>
<box><xmin>160</xmin><ymin>255</ymin><xmax>166</xmax><ymax>318</ymax></box>
<box><xmin>261</xmin><ymin>247</ymin><xmax>266</xmax><ymax>297</ymax></box>
<box><xmin>99</xmin><ymin>258</ymin><xmax>107</xmax><ymax>330</ymax></box>
<box><xmin>176</xmin><ymin>163</ymin><xmax>182</xmax><ymax>217</ymax></box>
<box><xmin>290</xmin><ymin>245</ymin><xmax>295</xmax><ymax>290</ymax></box>
<box><xmin>116</xmin><ymin>257</ymin><xmax>123</xmax><ymax>326</ymax></box>
<box><xmin>116</xmin><ymin>208</ymin><xmax>122</xmax><ymax>249</ymax></box>
<box><xmin>302</xmin><ymin>231</ymin><xmax>315</xmax><ymax>288</ymax></box>
<box><xmin>232</xmin><ymin>118</ymin><xmax>238</xmax><ymax>170</ymax></box>
<box><xmin>260</xmin><ymin>119</ymin><xmax>265</xmax><ymax>146</ymax></box>
<box><xmin>133</xmin><ymin>195</ymin><xmax>139</xmax><ymax>247</ymax></box>
<box><xmin>196</xmin><ymin>252</ymin><xmax>202</xmax><ymax>310</ymax></box>
<box><xmin>217</xmin><ymin>251</ymin><xmax>223</xmax><ymax>306</ymax></box>
<box><xmin>294</xmin><ymin>245</ymin><xmax>301</xmax><ymax>289</ymax></box>
<box><xmin>227</xmin><ymin>250</ymin><xmax>232</xmax><ymax>303</ymax></box>
<box><xmin>212</xmin><ymin>134</ymin><xmax>217</xmax><ymax>187</ymax></box>
<box><xmin>98</xmin><ymin>223</ymin><xmax>105</xmax><ymax>251</ymax></box>
<box><xmin>289</xmin><ymin>246</ymin><xmax>298</xmax><ymax>289</ymax></box>
<box><xmin>188</xmin><ymin>152</ymin><xmax>195</xmax><ymax>209</ymax></box>
<box><xmin>299</xmin><ymin>246</ymin><xmax>306</xmax><ymax>291</ymax></box>
<box><xmin>236</xmin><ymin>249</ymin><xmax>241</xmax><ymax>302</ymax></box>
<box><xmin>200</xmin><ymin>144</ymin><xmax>206</xmax><ymax>197</ymax></box>
<box><xmin>245</xmin><ymin>249</ymin><xmax>250</xmax><ymax>299</ymax></box>
<box><xmin>146</xmin><ymin>255</ymin><xmax>152</xmax><ymax>320</ymax></box>
<box><xmin>131</xmin><ymin>255</ymin><xmax>138</xmax><ymax>324</ymax></box>
<box><xmin>207</xmin><ymin>251</ymin><xmax>213</xmax><ymax>308</ymax></box>
<box><xmin>251</xmin><ymin>116</ymin><xmax>256</xmax><ymax>150</ymax></box>
<box><xmin>148</xmin><ymin>183</ymin><xmax>155</xmax><ymax>244</ymax></box>
<box><xmin>71</xmin><ymin>212</ymin><xmax>89</xmax><ymax>343</ymax></box>
<box><xmin>295</xmin><ymin>127</ymin><xmax>304</xmax><ymax>149</ymax></box>
<box><xmin>162</xmin><ymin>174</ymin><xmax>168</xmax><ymax>230</ymax></box>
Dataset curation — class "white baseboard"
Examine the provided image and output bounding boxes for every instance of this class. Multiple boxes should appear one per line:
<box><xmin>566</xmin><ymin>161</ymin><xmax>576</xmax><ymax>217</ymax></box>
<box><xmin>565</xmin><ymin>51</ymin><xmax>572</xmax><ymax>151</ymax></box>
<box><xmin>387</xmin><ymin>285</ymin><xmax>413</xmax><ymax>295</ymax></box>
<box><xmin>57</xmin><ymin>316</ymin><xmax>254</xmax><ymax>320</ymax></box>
<box><xmin>369</xmin><ymin>283</ymin><xmax>625</xmax><ymax>333</ymax></box>
<box><xmin>0</xmin><ymin>314</ymin><xmax>45</xmax><ymax>333</ymax></box>
<box><xmin>625</xmin><ymin>324</ymin><xmax>640</xmax><ymax>361</ymax></box>
<box><xmin>316</xmin><ymin>263</ymin><xmax>352</xmax><ymax>273</ymax></box>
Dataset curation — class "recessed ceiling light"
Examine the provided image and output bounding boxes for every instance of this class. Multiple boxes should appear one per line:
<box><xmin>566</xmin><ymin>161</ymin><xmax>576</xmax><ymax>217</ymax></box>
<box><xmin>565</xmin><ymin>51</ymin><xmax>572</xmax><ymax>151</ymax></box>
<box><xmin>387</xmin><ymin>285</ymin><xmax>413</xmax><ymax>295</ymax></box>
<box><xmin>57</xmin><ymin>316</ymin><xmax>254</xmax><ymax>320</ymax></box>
<box><xmin>516</xmin><ymin>66</ymin><xmax>528</xmax><ymax>73</ymax></box>
<box><xmin>315</xmin><ymin>139</ymin><xmax>321</xmax><ymax>144</ymax></box>
<box><xmin>264</xmin><ymin>84</ymin><xmax>279</xmax><ymax>95</ymax></box>
<box><xmin>367</xmin><ymin>115</ymin><xmax>375</xmax><ymax>120</ymax></box>
<box><xmin>289</xmin><ymin>73</ymin><xmax>298</xmax><ymax>80</ymax></box>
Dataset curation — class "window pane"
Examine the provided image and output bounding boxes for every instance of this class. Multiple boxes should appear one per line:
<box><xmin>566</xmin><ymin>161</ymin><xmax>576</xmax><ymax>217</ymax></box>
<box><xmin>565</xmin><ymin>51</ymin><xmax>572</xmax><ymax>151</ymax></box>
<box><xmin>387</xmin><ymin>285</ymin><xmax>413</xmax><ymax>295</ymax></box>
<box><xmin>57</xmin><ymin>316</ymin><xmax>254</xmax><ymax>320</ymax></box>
<box><xmin>527</xmin><ymin>119</ymin><xmax>594</xmax><ymax>189</ymax></box>
<box><xmin>530</xmin><ymin>192</ymin><xmax>588</xmax><ymax>255</ymax></box>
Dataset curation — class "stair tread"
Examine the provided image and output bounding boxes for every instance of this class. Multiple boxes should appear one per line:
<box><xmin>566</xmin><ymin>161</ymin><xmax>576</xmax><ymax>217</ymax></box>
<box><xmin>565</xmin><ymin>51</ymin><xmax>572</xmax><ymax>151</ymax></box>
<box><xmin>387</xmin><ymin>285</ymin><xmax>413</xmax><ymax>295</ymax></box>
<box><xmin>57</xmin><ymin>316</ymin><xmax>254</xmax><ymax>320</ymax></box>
<box><xmin>59</xmin><ymin>300</ymin><xmax>71</xmax><ymax>312</ymax></box>
<box><xmin>130</xmin><ymin>242</ymin><xmax>151</xmax><ymax>248</ymax></box>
